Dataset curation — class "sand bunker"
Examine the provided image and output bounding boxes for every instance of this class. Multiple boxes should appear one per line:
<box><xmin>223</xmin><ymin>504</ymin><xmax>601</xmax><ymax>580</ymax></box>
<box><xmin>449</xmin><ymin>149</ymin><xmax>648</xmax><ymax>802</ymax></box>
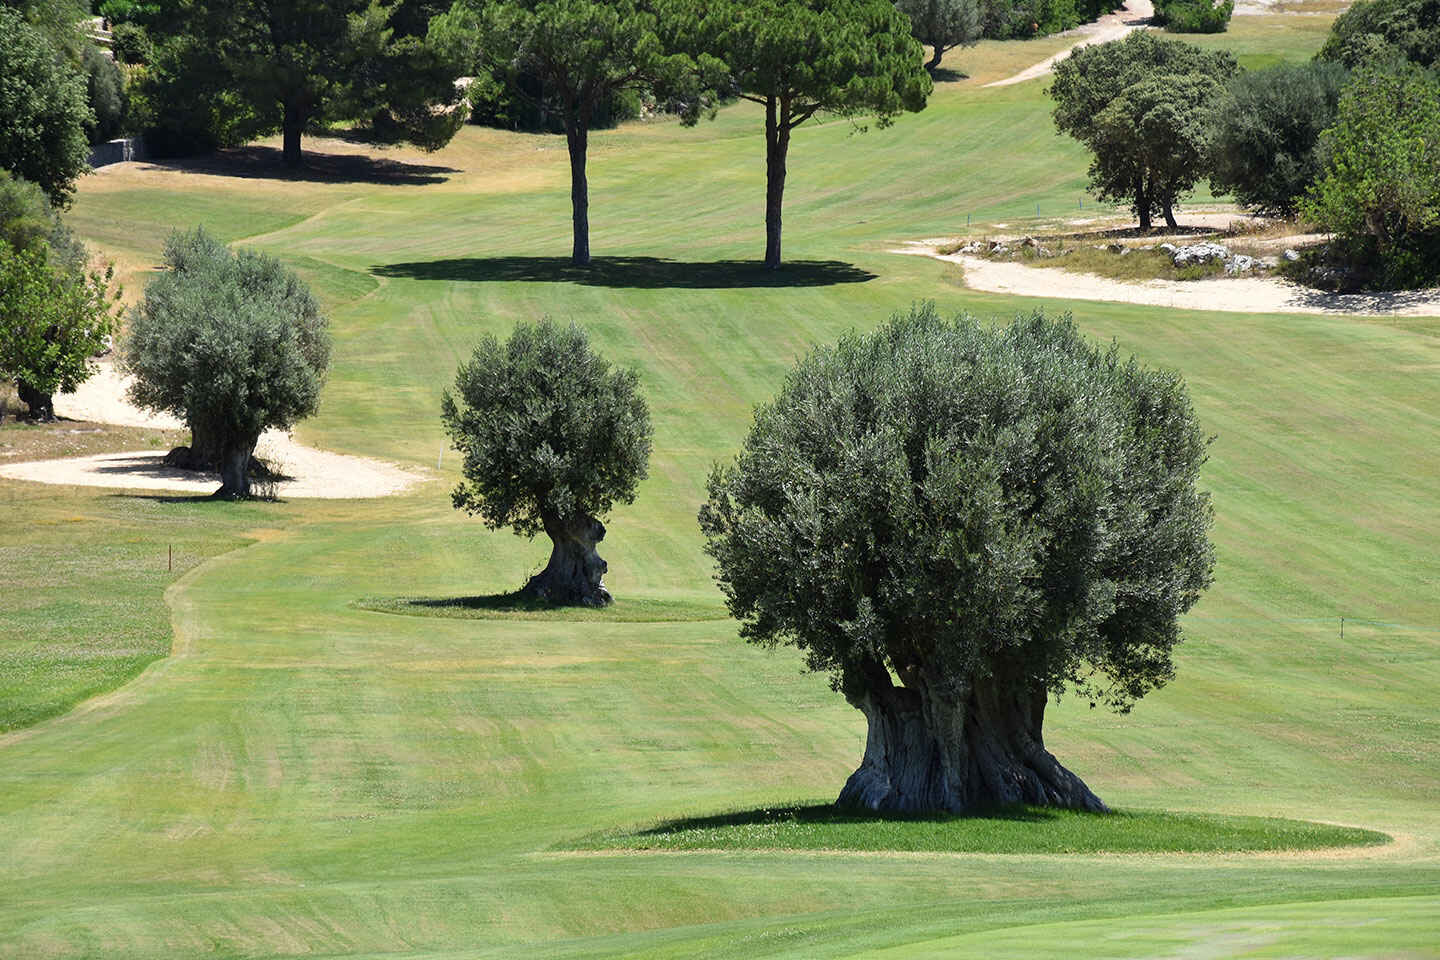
<box><xmin>899</xmin><ymin>244</ymin><xmax>1440</xmax><ymax>318</ymax></box>
<box><xmin>0</xmin><ymin>361</ymin><xmax>425</xmax><ymax>499</ymax></box>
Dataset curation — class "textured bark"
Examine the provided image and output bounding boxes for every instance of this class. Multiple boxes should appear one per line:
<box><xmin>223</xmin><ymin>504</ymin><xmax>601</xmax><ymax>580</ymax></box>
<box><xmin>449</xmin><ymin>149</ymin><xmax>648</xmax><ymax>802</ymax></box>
<box><xmin>524</xmin><ymin>512</ymin><xmax>612</xmax><ymax>606</ymax></box>
<box><xmin>15</xmin><ymin>380</ymin><xmax>55</xmax><ymax>422</ymax></box>
<box><xmin>1134</xmin><ymin>175</ymin><xmax>1151</xmax><ymax>231</ymax></box>
<box><xmin>166</xmin><ymin>423</ymin><xmax>223</xmax><ymax>471</ymax></box>
<box><xmin>216</xmin><ymin>437</ymin><xmax>256</xmax><ymax>499</ymax></box>
<box><xmin>836</xmin><ymin>664</ymin><xmax>1107</xmax><ymax>814</ymax></box>
<box><xmin>566</xmin><ymin>118</ymin><xmax>591</xmax><ymax>267</ymax></box>
<box><xmin>764</xmin><ymin>97</ymin><xmax>791</xmax><ymax>270</ymax></box>
<box><xmin>1162</xmin><ymin>199</ymin><xmax>1178</xmax><ymax>229</ymax></box>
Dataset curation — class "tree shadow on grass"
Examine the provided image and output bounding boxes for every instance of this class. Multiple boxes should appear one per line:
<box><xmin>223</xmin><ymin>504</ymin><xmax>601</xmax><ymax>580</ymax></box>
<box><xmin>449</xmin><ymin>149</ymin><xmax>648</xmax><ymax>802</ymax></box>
<box><xmin>930</xmin><ymin>67</ymin><xmax>969</xmax><ymax>83</ymax></box>
<box><xmin>141</xmin><ymin>145</ymin><xmax>458</xmax><ymax>186</ymax></box>
<box><xmin>633</xmin><ymin>803</ymin><xmax>1060</xmax><ymax>836</ymax></box>
<box><xmin>405</xmin><ymin>591</ymin><xmax>556</xmax><ymax>614</ymax></box>
<box><xmin>370</xmin><ymin>256</ymin><xmax>878</xmax><ymax>289</ymax></box>
<box><xmin>355</xmin><ymin>591</ymin><xmax>729</xmax><ymax>623</ymax></box>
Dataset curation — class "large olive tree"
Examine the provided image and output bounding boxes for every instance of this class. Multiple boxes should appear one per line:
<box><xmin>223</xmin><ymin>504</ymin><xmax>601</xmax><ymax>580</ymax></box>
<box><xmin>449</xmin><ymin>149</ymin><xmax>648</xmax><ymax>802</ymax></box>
<box><xmin>442</xmin><ymin>318</ymin><xmax>653</xmax><ymax>607</ymax></box>
<box><xmin>125</xmin><ymin>228</ymin><xmax>331</xmax><ymax>498</ymax></box>
<box><xmin>700</xmin><ymin>305</ymin><xmax>1215</xmax><ymax>814</ymax></box>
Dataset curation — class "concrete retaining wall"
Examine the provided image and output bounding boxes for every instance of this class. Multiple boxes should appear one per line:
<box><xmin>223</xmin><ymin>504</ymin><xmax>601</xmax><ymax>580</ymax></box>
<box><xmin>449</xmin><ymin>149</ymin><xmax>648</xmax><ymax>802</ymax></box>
<box><xmin>90</xmin><ymin>137</ymin><xmax>146</xmax><ymax>168</ymax></box>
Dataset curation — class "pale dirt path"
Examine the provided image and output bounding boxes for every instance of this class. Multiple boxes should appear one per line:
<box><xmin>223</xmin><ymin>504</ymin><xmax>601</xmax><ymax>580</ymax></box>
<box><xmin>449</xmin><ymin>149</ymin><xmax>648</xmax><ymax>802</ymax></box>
<box><xmin>985</xmin><ymin>0</ymin><xmax>1156</xmax><ymax>88</ymax></box>
<box><xmin>897</xmin><ymin>246</ymin><xmax>1440</xmax><ymax>317</ymax></box>
<box><xmin>0</xmin><ymin>360</ymin><xmax>426</xmax><ymax>498</ymax></box>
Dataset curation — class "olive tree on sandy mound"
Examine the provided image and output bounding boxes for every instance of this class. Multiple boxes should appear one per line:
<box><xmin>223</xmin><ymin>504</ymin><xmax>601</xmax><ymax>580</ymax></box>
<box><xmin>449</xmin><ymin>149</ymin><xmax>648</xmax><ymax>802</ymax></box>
<box><xmin>699</xmin><ymin>305</ymin><xmax>1215</xmax><ymax>814</ymax></box>
<box><xmin>442</xmin><ymin>319</ymin><xmax>652</xmax><ymax>607</ymax></box>
<box><xmin>125</xmin><ymin>228</ymin><xmax>331</xmax><ymax>499</ymax></box>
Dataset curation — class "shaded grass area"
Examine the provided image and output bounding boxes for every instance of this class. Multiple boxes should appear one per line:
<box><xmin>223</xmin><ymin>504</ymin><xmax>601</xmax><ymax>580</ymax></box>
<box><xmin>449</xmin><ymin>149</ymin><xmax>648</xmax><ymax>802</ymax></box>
<box><xmin>371</xmin><ymin>256</ymin><xmax>877</xmax><ymax>289</ymax></box>
<box><xmin>578</xmin><ymin>803</ymin><xmax>1389</xmax><ymax>855</ymax></box>
<box><xmin>354</xmin><ymin>592</ymin><xmax>729</xmax><ymax>623</ymax></box>
<box><xmin>0</xmin><ymin>485</ymin><xmax>272</xmax><ymax>731</ymax></box>
<box><xmin>0</xmin><ymin>417</ymin><xmax>184</xmax><ymax>463</ymax></box>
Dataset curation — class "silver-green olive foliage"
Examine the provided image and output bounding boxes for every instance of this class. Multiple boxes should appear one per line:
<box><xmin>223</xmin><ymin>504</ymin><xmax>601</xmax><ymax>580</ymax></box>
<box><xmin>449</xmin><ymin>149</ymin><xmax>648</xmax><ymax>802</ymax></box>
<box><xmin>125</xmin><ymin>227</ymin><xmax>331</xmax><ymax>497</ymax></box>
<box><xmin>442</xmin><ymin>318</ymin><xmax>653</xmax><ymax>538</ymax></box>
<box><xmin>701</xmin><ymin>306</ymin><xmax>1214</xmax><ymax>810</ymax></box>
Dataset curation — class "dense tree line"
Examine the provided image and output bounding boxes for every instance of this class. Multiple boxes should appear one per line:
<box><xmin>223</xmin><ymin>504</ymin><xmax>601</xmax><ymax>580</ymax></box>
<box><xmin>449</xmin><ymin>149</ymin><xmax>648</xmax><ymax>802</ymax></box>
<box><xmin>1048</xmin><ymin>0</ymin><xmax>1440</xmax><ymax>288</ymax></box>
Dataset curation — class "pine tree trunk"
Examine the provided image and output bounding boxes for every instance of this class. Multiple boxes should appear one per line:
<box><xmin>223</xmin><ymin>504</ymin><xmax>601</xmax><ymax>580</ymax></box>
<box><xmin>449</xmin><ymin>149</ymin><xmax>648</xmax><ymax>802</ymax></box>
<box><xmin>523</xmin><ymin>512</ymin><xmax>612</xmax><ymax>607</ymax></box>
<box><xmin>282</xmin><ymin>99</ymin><xmax>306</xmax><ymax>167</ymax></box>
<box><xmin>764</xmin><ymin>97</ymin><xmax>791</xmax><ymax>270</ymax></box>
<box><xmin>15</xmin><ymin>379</ymin><xmax>55</xmax><ymax>422</ymax></box>
<box><xmin>836</xmin><ymin>667</ymin><xmax>1107</xmax><ymax>814</ymax></box>
<box><xmin>566</xmin><ymin>118</ymin><xmax>591</xmax><ymax>267</ymax></box>
<box><xmin>926</xmin><ymin>44</ymin><xmax>946</xmax><ymax>72</ymax></box>
<box><xmin>216</xmin><ymin>436</ymin><xmax>256</xmax><ymax>499</ymax></box>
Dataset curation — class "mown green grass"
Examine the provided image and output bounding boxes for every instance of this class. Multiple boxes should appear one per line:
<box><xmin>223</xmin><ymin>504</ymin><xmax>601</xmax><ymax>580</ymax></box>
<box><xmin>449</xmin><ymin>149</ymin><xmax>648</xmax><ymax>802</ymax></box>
<box><xmin>2</xmin><ymin>14</ymin><xmax>1437</xmax><ymax>959</ymax></box>
<box><xmin>0</xmin><ymin>485</ymin><xmax>266</xmax><ymax>731</ymax></box>
<box><xmin>581</xmin><ymin>804</ymin><xmax>1388</xmax><ymax>854</ymax></box>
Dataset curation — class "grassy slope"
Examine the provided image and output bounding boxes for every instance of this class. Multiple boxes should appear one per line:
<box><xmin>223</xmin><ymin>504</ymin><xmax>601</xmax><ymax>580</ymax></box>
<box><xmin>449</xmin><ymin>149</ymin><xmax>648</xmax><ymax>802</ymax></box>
<box><xmin>2</xmin><ymin>14</ymin><xmax>1437</xmax><ymax>958</ymax></box>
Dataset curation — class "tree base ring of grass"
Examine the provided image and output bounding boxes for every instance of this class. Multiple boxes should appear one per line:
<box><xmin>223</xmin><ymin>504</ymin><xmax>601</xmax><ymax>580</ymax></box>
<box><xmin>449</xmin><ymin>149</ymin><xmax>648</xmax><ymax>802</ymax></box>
<box><xmin>573</xmin><ymin>803</ymin><xmax>1390</xmax><ymax>855</ymax></box>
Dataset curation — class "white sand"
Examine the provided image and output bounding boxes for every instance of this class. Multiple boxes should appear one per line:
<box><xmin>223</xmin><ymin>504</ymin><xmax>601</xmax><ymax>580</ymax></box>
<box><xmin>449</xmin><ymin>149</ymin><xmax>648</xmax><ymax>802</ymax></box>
<box><xmin>986</xmin><ymin>0</ymin><xmax>1156</xmax><ymax>88</ymax></box>
<box><xmin>0</xmin><ymin>361</ymin><xmax>426</xmax><ymax>498</ymax></box>
<box><xmin>896</xmin><ymin>245</ymin><xmax>1440</xmax><ymax>317</ymax></box>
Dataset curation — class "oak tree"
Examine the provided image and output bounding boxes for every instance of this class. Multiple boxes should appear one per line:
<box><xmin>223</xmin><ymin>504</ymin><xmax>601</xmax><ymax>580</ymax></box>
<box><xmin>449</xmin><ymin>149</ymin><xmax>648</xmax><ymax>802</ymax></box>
<box><xmin>1050</xmin><ymin>31</ymin><xmax>1235</xmax><ymax>229</ymax></box>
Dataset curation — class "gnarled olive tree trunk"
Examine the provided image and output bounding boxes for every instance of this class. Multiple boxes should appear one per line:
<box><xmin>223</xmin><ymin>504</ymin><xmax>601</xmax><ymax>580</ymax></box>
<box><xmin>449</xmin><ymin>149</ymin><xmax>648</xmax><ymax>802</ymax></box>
<box><xmin>836</xmin><ymin>661</ymin><xmax>1106</xmax><ymax>814</ymax></box>
<box><xmin>524</xmin><ymin>512</ymin><xmax>612</xmax><ymax>607</ymax></box>
<box><xmin>15</xmin><ymin>380</ymin><xmax>55</xmax><ymax>421</ymax></box>
<box><xmin>216</xmin><ymin>435</ymin><xmax>258</xmax><ymax>499</ymax></box>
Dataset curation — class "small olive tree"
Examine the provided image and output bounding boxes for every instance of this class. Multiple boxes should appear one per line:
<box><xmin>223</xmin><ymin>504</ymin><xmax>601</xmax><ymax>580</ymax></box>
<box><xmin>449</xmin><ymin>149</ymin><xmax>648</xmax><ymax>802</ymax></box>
<box><xmin>442</xmin><ymin>318</ymin><xmax>652</xmax><ymax>607</ymax></box>
<box><xmin>125</xmin><ymin>228</ymin><xmax>331</xmax><ymax>498</ymax></box>
<box><xmin>700</xmin><ymin>305</ymin><xmax>1215</xmax><ymax>814</ymax></box>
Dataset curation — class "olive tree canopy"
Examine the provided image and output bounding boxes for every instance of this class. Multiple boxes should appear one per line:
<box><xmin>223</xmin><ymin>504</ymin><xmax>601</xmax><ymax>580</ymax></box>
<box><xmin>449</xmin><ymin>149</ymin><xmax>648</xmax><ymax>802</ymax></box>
<box><xmin>700</xmin><ymin>305</ymin><xmax>1215</xmax><ymax>813</ymax></box>
<box><xmin>895</xmin><ymin>0</ymin><xmax>981</xmax><ymax>73</ymax></box>
<box><xmin>125</xmin><ymin>228</ymin><xmax>331</xmax><ymax>498</ymax></box>
<box><xmin>442</xmin><ymin>318</ymin><xmax>653</xmax><ymax>607</ymax></box>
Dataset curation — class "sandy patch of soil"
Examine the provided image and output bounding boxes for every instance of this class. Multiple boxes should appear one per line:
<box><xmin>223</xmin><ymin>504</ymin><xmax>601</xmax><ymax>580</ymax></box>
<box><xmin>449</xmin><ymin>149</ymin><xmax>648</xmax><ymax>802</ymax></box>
<box><xmin>0</xmin><ymin>361</ymin><xmax>425</xmax><ymax>499</ymax></box>
<box><xmin>899</xmin><ymin>244</ymin><xmax>1440</xmax><ymax>317</ymax></box>
<box><xmin>986</xmin><ymin>0</ymin><xmax>1155</xmax><ymax>88</ymax></box>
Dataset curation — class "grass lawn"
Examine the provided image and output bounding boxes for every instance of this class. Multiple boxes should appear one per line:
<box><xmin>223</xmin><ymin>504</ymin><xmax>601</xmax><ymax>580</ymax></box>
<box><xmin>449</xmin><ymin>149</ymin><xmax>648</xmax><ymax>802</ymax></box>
<box><xmin>2</xmin><ymin>14</ymin><xmax>1438</xmax><ymax>959</ymax></box>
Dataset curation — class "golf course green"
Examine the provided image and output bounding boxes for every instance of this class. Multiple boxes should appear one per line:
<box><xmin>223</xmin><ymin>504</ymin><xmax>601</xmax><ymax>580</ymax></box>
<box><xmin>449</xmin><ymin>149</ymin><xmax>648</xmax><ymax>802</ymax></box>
<box><xmin>2</xmin><ymin>9</ymin><xmax>1437</xmax><ymax>957</ymax></box>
